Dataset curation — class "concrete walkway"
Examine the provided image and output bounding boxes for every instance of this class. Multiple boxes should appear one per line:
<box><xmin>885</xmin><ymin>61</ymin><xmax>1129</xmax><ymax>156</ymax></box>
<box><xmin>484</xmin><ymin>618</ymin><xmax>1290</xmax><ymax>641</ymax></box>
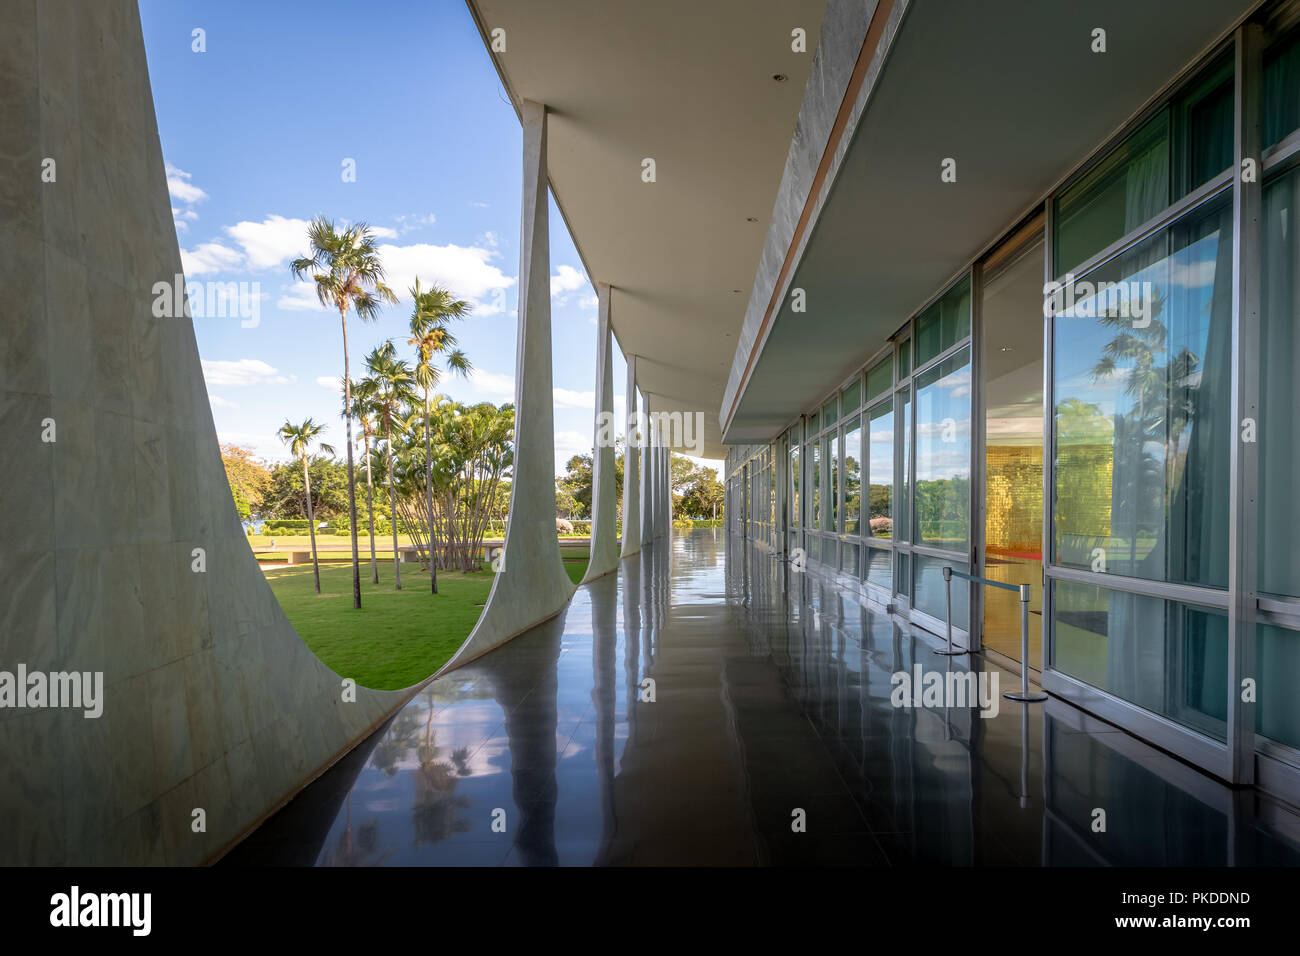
<box><xmin>226</xmin><ymin>530</ymin><xmax>1300</xmax><ymax>866</ymax></box>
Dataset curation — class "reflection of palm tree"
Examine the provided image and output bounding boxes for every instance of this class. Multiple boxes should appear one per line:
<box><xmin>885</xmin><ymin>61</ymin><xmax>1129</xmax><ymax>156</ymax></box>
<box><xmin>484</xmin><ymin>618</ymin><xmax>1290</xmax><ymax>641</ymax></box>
<box><xmin>1088</xmin><ymin>285</ymin><xmax>1199</xmax><ymax>571</ymax></box>
<box><xmin>412</xmin><ymin>691</ymin><xmax>471</xmax><ymax>847</ymax></box>
<box><xmin>319</xmin><ymin>796</ymin><xmax>393</xmax><ymax>867</ymax></box>
<box><xmin>289</xmin><ymin>218</ymin><xmax>397</xmax><ymax>610</ymax></box>
<box><xmin>277</xmin><ymin>418</ymin><xmax>334</xmax><ymax>595</ymax></box>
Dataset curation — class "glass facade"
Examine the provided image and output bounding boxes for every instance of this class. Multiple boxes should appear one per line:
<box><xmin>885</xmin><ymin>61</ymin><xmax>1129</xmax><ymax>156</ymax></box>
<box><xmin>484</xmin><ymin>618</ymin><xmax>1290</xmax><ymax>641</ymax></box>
<box><xmin>723</xmin><ymin>5</ymin><xmax>1300</xmax><ymax>795</ymax></box>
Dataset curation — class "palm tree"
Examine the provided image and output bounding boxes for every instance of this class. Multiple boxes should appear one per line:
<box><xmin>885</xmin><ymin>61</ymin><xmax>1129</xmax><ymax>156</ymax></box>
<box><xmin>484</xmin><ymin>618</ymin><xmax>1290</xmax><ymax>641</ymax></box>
<box><xmin>277</xmin><ymin>418</ymin><xmax>335</xmax><ymax>595</ymax></box>
<box><xmin>363</xmin><ymin>342</ymin><xmax>416</xmax><ymax>588</ymax></box>
<box><xmin>350</xmin><ymin>378</ymin><xmax>381</xmax><ymax>585</ymax></box>
<box><xmin>290</xmin><ymin>218</ymin><xmax>397</xmax><ymax>609</ymax></box>
<box><xmin>408</xmin><ymin>279</ymin><xmax>473</xmax><ymax>594</ymax></box>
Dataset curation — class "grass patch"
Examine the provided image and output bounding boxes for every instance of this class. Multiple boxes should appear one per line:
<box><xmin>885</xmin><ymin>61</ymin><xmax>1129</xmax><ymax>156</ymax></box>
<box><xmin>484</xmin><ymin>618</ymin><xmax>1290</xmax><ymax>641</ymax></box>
<box><xmin>263</xmin><ymin>556</ymin><xmax>588</xmax><ymax>690</ymax></box>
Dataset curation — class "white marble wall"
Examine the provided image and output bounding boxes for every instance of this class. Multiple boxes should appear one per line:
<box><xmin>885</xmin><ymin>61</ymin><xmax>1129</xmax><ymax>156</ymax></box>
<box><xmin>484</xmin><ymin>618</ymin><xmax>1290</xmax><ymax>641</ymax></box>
<box><xmin>0</xmin><ymin>0</ymin><xmax>405</xmax><ymax>864</ymax></box>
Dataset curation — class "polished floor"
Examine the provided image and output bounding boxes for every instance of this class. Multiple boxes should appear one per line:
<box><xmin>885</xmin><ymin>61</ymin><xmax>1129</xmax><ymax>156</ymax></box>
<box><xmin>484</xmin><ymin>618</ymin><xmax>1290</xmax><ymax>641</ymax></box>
<box><xmin>226</xmin><ymin>530</ymin><xmax>1300</xmax><ymax>866</ymax></box>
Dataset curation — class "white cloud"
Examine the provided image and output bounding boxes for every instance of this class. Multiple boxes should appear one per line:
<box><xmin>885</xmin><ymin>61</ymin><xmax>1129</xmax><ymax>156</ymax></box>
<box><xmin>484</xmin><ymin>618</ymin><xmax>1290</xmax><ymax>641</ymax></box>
<box><xmin>553</xmin><ymin>387</ymin><xmax>595</xmax><ymax>409</ymax></box>
<box><xmin>554</xmin><ymin>430</ymin><xmax>592</xmax><ymax>463</ymax></box>
<box><xmin>181</xmin><ymin>241</ymin><xmax>243</xmax><ymax>277</ymax></box>
<box><xmin>201</xmin><ymin>359</ymin><xmax>294</xmax><ymax>387</ymax></box>
<box><xmin>467</xmin><ymin>369</ymin><xmax>516</xmax><ymax>398</ymax></box>
<box><xmin>277</xmin><ymin>282</ymin><xmax>332</xmax><ymax>312</ymax></box>
<box><xmin>166</xmin><ymin>163</ymin><xmax>208</xmax><ymax>204</ymax></box>
<box><xmin>480</xmin><ymin>230</ymin><xmax>500</xmax><ymax>249</ymax></box>
<box><xmin>469</xmin><ymin>201</ymin><xmax>489</xmax><ymax>208</ymax></box>
<box><xmin>376</xmin><ymin>242</ymin><xmax>515</xmax><ymax>315</ymax></box>
<box><xmin>316</xmin><ymin>376</ymin><xmax>343</xmax><ymax>390</ymax></box>
<box><xmin>394</xmin><ymin>213</ymin><xmax>437</xmax><ymax>233</ymax></box>
<box><xmin>550</xmin><ymin>264</ymin><xmax>588</xmax><ymax>304</ymax></box>
<box><xmin>223</xmin><ymin>214</ymin><xmax>312</xmax><ymax>271</ymax></box>
<box><xmin>369</xmin><ymin>225</ymin><xmax>399</xmax><ymax>239</ymax></box>
<box><xmin>208</xmin><ymin>395</ymin><xmax>238</xmax><ymax>408</ymax></box>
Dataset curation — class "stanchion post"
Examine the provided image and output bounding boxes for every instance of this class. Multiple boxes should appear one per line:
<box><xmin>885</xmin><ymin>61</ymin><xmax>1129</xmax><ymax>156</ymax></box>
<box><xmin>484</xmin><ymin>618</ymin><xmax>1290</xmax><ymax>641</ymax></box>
<box><xmin>935</xmin><ymin>565</ymin><xmax>966</xmax><ymax>656</ymax></box>
<box><xmin>1004</xmin><ymin>583</ymin><xmax>1047</xmax><ymax>702</ymax></box>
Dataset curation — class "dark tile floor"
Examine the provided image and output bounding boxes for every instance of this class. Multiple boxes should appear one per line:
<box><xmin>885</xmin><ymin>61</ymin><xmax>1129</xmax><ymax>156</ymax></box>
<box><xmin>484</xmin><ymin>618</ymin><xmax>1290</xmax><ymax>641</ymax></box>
<box><xmin>225</xmin><ymin>530</ymin><xmax>1300</xmax><ymax>866</ymax></box>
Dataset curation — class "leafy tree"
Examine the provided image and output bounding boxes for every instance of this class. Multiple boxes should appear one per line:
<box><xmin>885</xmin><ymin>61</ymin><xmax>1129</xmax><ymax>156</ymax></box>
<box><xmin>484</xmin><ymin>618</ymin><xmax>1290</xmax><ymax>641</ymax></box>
<box><xmin>409</xmin><ymin>279</ymin><xmax>472</xmax><ymax>594</ymax></box>
<box><xmin>277</xmin><ymin>418</ymin><xmax>335</xmax><ymax>595</ymax></box>
<box><xmin>350</xmin><ymin>377</ymin><xmax>382</xmax><ymax>584</ymax></box>
<box><xmin>290</xmin><ymin>217</ymin><xmax>397</xmax><ymax>609</ymax></box>
<box><xmin>259</xmin><ymin>457</ymin><xmax>351</xmax><ymax>520</ymax></box>
<box><xmin>362</xmin><ymin>342</ymin><xmax>415</xmax><ymax>589</ymax></box>
<box><xmin>220</xmin><ymin>444</ymin><xmax>270</xmax><ymax>520</ymax></box>
<box><xmin>556</xmin><ymin>444</ymin><xmax>624</xmax><ymax>518</ymax></box>
<box><xmin>678</xmin><ymin>463</ymin><xmax>725</xmax><ymax>518</ymax></box>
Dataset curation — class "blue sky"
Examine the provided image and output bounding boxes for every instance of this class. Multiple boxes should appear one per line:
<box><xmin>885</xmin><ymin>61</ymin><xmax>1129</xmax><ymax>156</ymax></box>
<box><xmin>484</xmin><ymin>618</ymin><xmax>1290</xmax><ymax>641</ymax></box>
<box><xmin>138</xmin><ymin>0</ymin><xmax>693</xmax><ymax>475</ymax></box>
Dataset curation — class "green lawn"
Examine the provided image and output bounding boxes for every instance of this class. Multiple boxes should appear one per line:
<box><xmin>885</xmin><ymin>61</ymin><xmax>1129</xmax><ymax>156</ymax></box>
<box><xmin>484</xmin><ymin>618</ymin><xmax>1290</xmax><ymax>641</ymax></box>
<box><xmin>264</xmin><ymin>554</ymin><xmax>588</xmax><ymax>690</ymax></box>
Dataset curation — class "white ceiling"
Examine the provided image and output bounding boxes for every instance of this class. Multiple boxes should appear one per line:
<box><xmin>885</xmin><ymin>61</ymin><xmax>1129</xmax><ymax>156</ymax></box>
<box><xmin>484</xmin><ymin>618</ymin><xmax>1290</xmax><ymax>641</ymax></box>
<box><xmin>467</xmin><ymin>0</ymin><xmax>829</xmax><ymax>458</ymax></box>
<box><xmin>724</xmin><ymin>0</ymin><xmax>1257</xmax><ymax>445</ymax></box>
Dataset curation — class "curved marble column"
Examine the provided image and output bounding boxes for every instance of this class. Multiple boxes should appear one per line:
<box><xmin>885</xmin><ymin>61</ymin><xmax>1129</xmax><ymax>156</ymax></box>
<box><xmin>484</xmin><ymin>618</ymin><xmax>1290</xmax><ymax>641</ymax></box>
<box><xmin>0</xmin><ymin>0</ymin><xmax>403</xmax><ymax>865</ymax></box>
<box><xmin>583</xmin><ymin>283</ymin><xmax>619</xmax><ymax>582</ymax></box>
<box><xmin>441</xmin><ymin>100</ymin><xmax>575</xmax><ymax>671</ymax></box>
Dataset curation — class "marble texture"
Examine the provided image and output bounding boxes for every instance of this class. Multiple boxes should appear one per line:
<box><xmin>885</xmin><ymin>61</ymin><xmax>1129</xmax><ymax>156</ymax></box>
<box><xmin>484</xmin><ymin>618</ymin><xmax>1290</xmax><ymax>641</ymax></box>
<box><xmin>439</xmin><ymin>100</ymin><xmax>576</xmax><ymax>671</ymax></box>
<box><xmin>0</xmin><ymin>0</ymin><xmax>404</xmax><ymax>865</ymax></box>
<box><xmin>583</xmin><ymin>283</ymin><xmax>619</xmax><ymax>582</ymax></box>
<box><xmin>620</xmin><ymin>355</ymin><xmax>641</xmax><ymax>556</ymax></box>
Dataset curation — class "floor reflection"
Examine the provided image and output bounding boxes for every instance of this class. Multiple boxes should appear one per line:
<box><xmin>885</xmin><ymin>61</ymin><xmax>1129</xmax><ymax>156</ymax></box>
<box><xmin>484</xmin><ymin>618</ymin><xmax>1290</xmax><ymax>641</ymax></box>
<box><xmin>225</xmin><ymin>529</ymin><xmax>1300</xmax><ymax>866</ymax></box>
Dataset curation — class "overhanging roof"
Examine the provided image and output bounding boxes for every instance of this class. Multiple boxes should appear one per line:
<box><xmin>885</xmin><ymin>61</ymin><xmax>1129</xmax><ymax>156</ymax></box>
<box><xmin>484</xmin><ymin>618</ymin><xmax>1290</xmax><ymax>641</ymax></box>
<box><xmin>722</xmin><ymin>0</ymin><xmax>1257</xmax><ymax>446</ymax></box>
<box><xmin>466</xmin><ymin>0</ymin><xmax>829</xmax><ymax>459</ymax></box>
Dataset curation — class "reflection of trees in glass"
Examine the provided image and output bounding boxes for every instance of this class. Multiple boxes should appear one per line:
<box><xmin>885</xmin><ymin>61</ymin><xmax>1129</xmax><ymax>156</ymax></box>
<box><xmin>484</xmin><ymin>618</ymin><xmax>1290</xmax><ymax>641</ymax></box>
<box><xmin>915</xmin><ymin>478</ymin><xmax>970</xmax><ymax>545</ymax></box>
<box><xmin>1054</xmin><ymin>399</ymin><xmax>1114</xmax><ymax>547</ymax></box>
<box><xmin>844</xmin><ymin>453</ymin><xmax>861</xmax><ymax>532</ymax></box>
<box><xmin>1087</xmin><ymin>284</ymin><xmax>1201</xmax><ymax>570</ymax></box>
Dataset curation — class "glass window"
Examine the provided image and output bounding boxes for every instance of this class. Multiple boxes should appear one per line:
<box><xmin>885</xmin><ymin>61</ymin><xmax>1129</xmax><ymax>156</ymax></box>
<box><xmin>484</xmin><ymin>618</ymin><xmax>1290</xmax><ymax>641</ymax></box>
<box><xmin>1257</xmin><ymin>623</ymin><xmax>1300</xmax><ymax>749</ymax></box>
<box><xmin>915</xmin><ymin>347</ymin><xmax>972</xmax><ymax>550</ymax></box>
<box><xmin>1265</xmin><ymin>28</ymin><xmax>1300</xmax><ymax>148</ymax></box>
<box><xmin>865</xmin><ymin>544</ymin><xmax>892</xmax><ymax>592</ymax></box>
<box><xmin>790</xmin><ymin>445</ymin><xmax>801</xmax><ymax>530</ymax></box>
<box><xmin>808</xmin><ymin>411</ymin><xmax>819</xmax><ymax>435</ymax></box>
<box><xmin>825</xmin><ymin>434</ymin><xmax>837</xmax><ymax>532</ymax></box>
<box><xmin>1056</xmin><ymin>58</ymin><xmax>1232</xmax><ymax>276</ymax></box>
<box><xmin>866</xmin><ymin>355</ymin><xmax>892</xmax><ymax>403</ymax></box>
<box><xmin>1051</xmin><ymin>580</ymin><xmax>1227</xmax><ymax>740</ymax></box>
<box><xmin>867</xmin><ymin>401</ymin><xmax>893</xmax><ymax>539</ymax></box>
<box><xmin>822</xmin><ymin>397</ymin><xmax>838</xmax><ymax>427</ymax></box>
<box><xmin>811</xmin><ymin>441</ymin><xmax>820</xmax><ymax>531</ymax></box>
<box><xmin>1052</xmin><ymin>195</ymin><xmax>1232</xmax><ymax>589</ymax></box>
<box><xmin>1261</xmin><ymin>165</ymin><xmax>1300</xmax><ymax>597</ymax></box>
<box><xmin>842</xmin><ymin>379</ymin><xmax>861</xmax><ymax>413</ymax></box>
<box><xmin>844</xmin><ymin>421</ymin><xmax>861</xmax><ymax>535</ymax></box>
<box><xmin>897</xmin><ymin>551</ymin><xmax>911</xmax><ymax>598</ymax></box>
<box><xmin>913</xmin><ymin>555</ymin><xmax>970</xmax><ymax>625</ymax></box>
<box><xmin>915</xmin><ymin>278</ymin><xmax>971</xmax><ymax>367</ymax></box>
<box><xmin>1172</xmin><ymin>52</ymin><xmax>1233</xmax><ymax>198</ymax></box>
<box><xmin>1055</xmin><ymin>111</ymin><xmax>1171</xmax><ymax>275</ymax></box>
<box><xmin>898</xmin><ymin>338</ymin><xmax>911</xmax><ymax>378</ymax></box>
<box><xmin>898</xmin><ymin>387</ymin><xmax>911</xmax><ymax>543</ymax></box>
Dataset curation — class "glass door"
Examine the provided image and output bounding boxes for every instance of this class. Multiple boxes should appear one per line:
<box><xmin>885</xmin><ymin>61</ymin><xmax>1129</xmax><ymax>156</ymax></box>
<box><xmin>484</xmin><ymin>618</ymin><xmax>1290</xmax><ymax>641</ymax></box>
<box><xmin>979</xmin><ymin>224</ymin><xmax>1045</xmax><ymax>664</ymax></box>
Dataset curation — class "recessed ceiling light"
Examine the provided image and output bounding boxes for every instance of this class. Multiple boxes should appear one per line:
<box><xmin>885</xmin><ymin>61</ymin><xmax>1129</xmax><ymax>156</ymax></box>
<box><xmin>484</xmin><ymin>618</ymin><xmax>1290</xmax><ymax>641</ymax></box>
<box><xmin>745</xmin><ymin>216</ymin><xmax>758</xmax><ymax>223</ymax></box>
<box><xmin>732</xmin><ymin>289</ymin><xmax>742</xmax><ymax>294</ymax></box>
<box><xmin>773</xmin><ymin>73</ymin><xmax>788</xmax><ymax>83</ymax></box>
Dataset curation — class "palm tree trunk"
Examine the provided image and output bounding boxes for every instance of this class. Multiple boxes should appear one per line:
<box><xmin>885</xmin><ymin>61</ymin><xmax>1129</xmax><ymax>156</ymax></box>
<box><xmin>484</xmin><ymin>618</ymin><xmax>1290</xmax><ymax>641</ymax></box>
<box><xmin>340</xmin><ymin>307</ymin><xmax>362</xmax><ymax>609</ymax></box>
<box><xmin>425</xmin><ymin>390</ymin><xmax>437</xmax><ymax>595</ymax></box>
<box><xmin>364</xmin><ymin>431</ymin><xmax>378</xmax><ymax>584</ymax></box>
<box><xmin>303</xmin><ymin>455</ymin><xmax>321</xmax><ymax>594</ymax></box>
<box><xmin>385</xmin><ymin>415</ymin><xmax>402</xmax><ymax>589</ymax></box>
